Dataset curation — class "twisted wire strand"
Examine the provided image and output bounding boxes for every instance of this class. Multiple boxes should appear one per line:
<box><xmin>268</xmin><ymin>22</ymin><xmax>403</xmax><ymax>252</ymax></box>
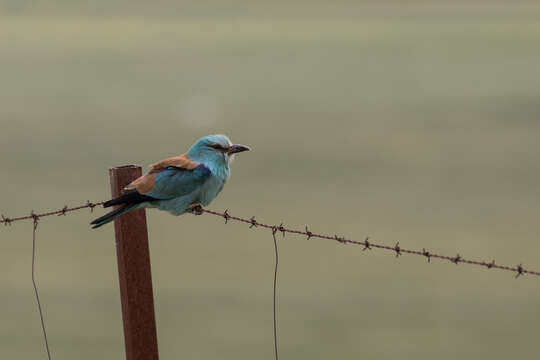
<box><xmin>201</xmin><ymin>208</ymin><xmax>539</xmax><ymax>278</ymax></box>
<box><xmin>1</xmin><ymin>201</ymin><xmax>538</xmax><ymax>277</ymax></box>
<box><xmin>1</xmin><ymin>201</ymin><xmax>104</xmax><ymax>225</ymax></box>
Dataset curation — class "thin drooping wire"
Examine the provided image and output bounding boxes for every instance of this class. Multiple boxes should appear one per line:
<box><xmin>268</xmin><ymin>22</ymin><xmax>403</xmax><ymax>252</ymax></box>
<box><xmin>271</xmin><ymin>229</ymin><xmax>279</xmax><ymax>360</ymax></box>
<box><xmin>31</xmin><ymin>217</ymin><xmax>52</xmax><ymax>360</ymax></box>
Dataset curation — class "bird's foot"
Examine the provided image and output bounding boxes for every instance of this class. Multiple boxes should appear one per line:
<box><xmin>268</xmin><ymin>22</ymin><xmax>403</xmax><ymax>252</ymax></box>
<box><xmin>187</xmin><ymin>203</ymin><xmax>204</xmax><ymax>215</ymax></box>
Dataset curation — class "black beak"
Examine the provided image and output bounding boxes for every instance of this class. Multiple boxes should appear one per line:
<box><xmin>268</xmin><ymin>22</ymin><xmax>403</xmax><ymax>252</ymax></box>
<box><xmin>227</xmin><ymin>144</ymin><xmax>250</xmax><ymax>154</ymax></box>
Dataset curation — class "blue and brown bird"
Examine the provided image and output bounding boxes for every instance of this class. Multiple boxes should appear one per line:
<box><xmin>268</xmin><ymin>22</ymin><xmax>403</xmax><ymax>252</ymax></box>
<box><xmin>90</xmin><ymin>134</ymin><xmax>249</xmax><ymax>228</ymax></box>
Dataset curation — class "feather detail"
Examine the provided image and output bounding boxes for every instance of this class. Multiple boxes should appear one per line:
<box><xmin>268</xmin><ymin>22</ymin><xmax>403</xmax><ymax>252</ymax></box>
<box><xmin>90</xmin><ymin>204</ymin><xmax>139</xmax><ymax>229</ymax></box>
<box><xmin>103</xmin><ymin>190</ymin><xmax>157</xmax><ymax>208</ymax></box>
<box><xmin>124</xmin><ymin>172</ymin><xmax>159</xmax><ymax>194</ymax></box>
<box><xmin>149</xmin><ymin>154</ymin><xmax>200</xmax><ymax>171</ymax></box>
<box><xmin>124</xmin><ymin>154</ymin><xmax>200</xmax><ymax>194</ymax></box>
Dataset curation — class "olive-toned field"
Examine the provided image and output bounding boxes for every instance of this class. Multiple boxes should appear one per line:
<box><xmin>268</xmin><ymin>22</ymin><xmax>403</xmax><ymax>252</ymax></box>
<box><xmin>1</xmin><ymin>3</ymin><xmax>540</xmax><ymax>359</ymax></box>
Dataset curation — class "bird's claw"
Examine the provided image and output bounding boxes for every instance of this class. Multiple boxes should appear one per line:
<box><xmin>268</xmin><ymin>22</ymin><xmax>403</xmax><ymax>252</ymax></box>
<box><xmin>187</xmin><ymin>203</ymin><xmax>204</xmax><ymax>215</ymax></box>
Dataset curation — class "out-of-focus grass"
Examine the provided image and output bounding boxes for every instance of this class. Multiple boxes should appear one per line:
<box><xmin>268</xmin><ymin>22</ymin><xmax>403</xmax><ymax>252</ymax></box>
<box><xmin>1</xmin><ymin>5</ymin><xmax>540</xmax><ymax>359</ymax></box>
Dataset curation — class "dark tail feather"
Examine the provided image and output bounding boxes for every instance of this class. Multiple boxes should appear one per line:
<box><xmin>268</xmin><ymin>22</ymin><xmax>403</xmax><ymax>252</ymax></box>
<box><xmin>90</xmin><ymin>204</ymin><xmax>138</xmax><ymax>229</ymax></box>
<box><xmin>103</xmin><ymin>190</ymin><xmax>156</xmax><ymax>208</ymax></box>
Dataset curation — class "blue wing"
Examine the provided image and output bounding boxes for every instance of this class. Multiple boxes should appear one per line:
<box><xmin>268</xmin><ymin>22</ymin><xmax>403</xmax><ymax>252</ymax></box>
<box><xmin>146</xmin><ymin>164</ymin><xmax>211</xmax><ymax>200</ymax></box>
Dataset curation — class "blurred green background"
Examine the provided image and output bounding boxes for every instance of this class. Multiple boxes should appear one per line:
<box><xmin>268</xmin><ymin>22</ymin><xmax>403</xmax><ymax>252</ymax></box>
<box><xmin>1</xmin><ymin>1</ymin><xmax>540</xmax><ymax>359</ymax></box>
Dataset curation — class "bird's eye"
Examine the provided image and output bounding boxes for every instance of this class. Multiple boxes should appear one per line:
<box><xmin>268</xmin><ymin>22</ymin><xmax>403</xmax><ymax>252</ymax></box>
<box><xmin>210</xmin><ymin>144</ymin><xmax>226</xmax><ymax>151</ymax></box>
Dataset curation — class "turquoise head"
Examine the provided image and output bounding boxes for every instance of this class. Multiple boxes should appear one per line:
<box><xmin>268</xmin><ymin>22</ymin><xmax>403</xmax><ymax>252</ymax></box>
<box><xmin>187</xmin><ymin>134</ymin><xmax>250</xmax><ymax>165</ymax></box>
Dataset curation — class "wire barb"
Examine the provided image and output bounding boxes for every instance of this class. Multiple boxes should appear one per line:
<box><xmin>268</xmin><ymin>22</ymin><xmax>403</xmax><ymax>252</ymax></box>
<box><xmin>422</xmin><ymin>248</ymin><xmax>431</xmax><ymax>263</ymax></box>
<box><xmin>278</xmin><ymin>223</ymin><xmax>286</xmax><ymax>238</ymax></box>
<box><xmin>305</xmin><ymin>226</ymin><xmax>313</xmax><ymax>240</ymax></box>
<box><xmin>394</xmin><ymin>242</ymin><xmax>401</xmax><ymax>257</ymax></box>
<box><xmin>86</xmin><ymin>200</ymin><xmax>96</xmax><ymax>212</ymax></box>
<box><xmin>1</xmin><ymin>214</ymin><xmax>12</xmax><ymax>226</ymax></box>
<box><xmin>335</xmin><ymin>235</ymin><xmax>346</xmax><ymax>244</ymax></box>
<box><xmin>58</xmin><ymin>205</ymin><xmax>68</xmax><ymax>216</ymax></box>
<box><xmin>515</xmin><ymin>264</ymin><xmax>524</xmax><ymax>278</ymax></box>
<box><xmin>363</xmin><ymin>237</ymin><xmax>371</xmax><ymax>251</ymax></box>
<box><xmin>249</xmin><ymin>216</ymin><xmax>258</xmax><ymax>228</ymax></box>
<box><xmin>31</xmin><ymin>211</ymin><xmax>39</xmax><ymax>228</ymax></box>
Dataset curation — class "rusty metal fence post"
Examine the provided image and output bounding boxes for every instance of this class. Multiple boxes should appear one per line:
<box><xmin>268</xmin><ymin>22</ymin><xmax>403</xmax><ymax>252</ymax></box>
<box><xmin>109</xmin><ymin>165</ymin><xmax>159</xmax><ymax>360</ymax></box>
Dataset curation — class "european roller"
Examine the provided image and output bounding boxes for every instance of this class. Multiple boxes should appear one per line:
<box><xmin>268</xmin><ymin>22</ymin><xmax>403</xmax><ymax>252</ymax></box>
<box><xmin>90</xmin><ymin>134</ymin><xmax>249</xmax><ymax>228</ymax></box>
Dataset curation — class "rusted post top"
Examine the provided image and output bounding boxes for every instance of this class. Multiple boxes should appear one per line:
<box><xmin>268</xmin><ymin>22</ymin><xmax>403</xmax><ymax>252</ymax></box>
<box><xmin>111</xmin><ymin>164</ymin><xmax>141</xmax><ymax>170</ymax></box>
<box><xmin>110</xmin><ymin>166</ymin><xmax>159</xmax><ymax>360</ymax></box>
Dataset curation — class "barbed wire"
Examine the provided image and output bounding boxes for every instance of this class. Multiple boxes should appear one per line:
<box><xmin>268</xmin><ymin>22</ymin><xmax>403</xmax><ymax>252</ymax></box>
<box><xmin>1</xmin><ymin>201</ymin><xmax>104</xmax><ymax>225</ymax></box>
<box><xmin>2</xmin><ymin>199</ymin><xmax>539</xmax><ymax>360</ymax></box>
<box><xmin>200</xmin><ymin>208</ymin><xmax>539</xmax><ymax>278</ymax></box>
<box><xmin>1</xmin><ymin>201</ymin><xmax>538</xmax><ymax>278</ymax></box>
<box><xmin>1</xmin><ymin>200</ymin><xmax>105</xmax><ymax>360</ymax></box>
